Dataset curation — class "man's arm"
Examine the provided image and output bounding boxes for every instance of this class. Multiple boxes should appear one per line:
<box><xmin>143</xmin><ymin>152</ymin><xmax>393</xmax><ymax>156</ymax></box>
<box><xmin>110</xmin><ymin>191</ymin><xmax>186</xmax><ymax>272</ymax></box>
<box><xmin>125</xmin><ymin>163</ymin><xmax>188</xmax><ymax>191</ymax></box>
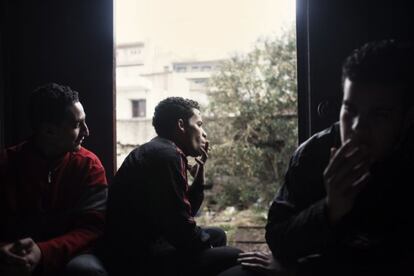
<box><xmin>36</xmin><ymin>157</ymin><xmax>108</xmax><ymax>275</ymax></box>
<box><xmin>266</xmin><ymin>139</ymin><xmax>371</xmax><ymax>266</ymax></box>
<box><xmin>187</xmin><ymin>163</ymin><xmax>205</xmax><ymax>216</ymax></box>
<box><xmin>151</xmin><ymin>155</ymin><xmax>211</xmax><ymax>252</ymax></box>
<box><xmin>265</xmin><ymin>145</ymin><xmax>335</xmax><ymax>266</ymax></box>
<box><xmin>187</xmin><ymin>142</ymin><xmax>209</xmax><ymax>215</ymax></box>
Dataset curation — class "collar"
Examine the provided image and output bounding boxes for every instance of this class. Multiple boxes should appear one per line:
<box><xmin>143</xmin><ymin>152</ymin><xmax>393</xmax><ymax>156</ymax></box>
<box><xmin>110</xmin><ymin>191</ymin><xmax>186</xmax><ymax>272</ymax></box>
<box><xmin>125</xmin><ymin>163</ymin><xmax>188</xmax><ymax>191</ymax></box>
<box><xmin>152</xmin><ymin>136</ymin><xmax>188</xmax><ymax>164</ymax></box>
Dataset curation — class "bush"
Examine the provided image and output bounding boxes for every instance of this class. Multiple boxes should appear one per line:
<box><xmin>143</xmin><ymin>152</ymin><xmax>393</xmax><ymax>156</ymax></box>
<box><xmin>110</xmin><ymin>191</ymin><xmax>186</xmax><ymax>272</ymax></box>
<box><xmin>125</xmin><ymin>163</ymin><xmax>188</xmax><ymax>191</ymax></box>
<box><xmin>204</xmin><ymin>26</ymin><xmax>298</xmax><ymax>210</ymax></box>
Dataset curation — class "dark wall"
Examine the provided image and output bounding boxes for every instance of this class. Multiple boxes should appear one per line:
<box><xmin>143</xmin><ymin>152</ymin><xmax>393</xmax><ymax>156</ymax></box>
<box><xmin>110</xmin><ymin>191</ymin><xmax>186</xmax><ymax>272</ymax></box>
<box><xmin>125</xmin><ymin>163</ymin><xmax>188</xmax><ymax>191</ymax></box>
<box><xmin>0</xmin><ymin>2</ymin><xmax>4</xmax><ymax>149</ymax></box>
<box><xmin>297</xmin><ymin>0</ymin><xmax>414</xmax><ymax>142</ymax></box>
<box><xmin>1</xmin><ymin>0</ymin><xmax>115</xmax><ymax>177</ymax></box>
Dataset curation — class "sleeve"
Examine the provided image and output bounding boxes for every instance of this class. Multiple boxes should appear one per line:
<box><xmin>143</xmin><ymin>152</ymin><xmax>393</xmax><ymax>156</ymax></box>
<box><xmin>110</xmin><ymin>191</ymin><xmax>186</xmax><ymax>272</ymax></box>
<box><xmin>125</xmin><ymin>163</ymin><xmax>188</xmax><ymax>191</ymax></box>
<box><xmin>265</xmin><ymin>148</ymin><xmax>335</xmax><ymax>267</ymax></box>
<box><xmin>150</xmin><ymin>155</ymin><xmax>211</xmax><ymax>252</ymax></box>
<box><xmin>37</xmin><ymin>155</ymin><xmax>108</xmax><ymax>275</ymax></box>
<box><xmin>187</xmin><ymin>179</ymin><xmax>204</xmax><ymax>216</ymax></box>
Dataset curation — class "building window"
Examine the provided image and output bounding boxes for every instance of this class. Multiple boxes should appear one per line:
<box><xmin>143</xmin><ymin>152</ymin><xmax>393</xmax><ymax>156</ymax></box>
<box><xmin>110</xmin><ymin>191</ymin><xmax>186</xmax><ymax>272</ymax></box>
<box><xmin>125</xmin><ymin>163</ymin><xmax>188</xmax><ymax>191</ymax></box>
<box><xmin>175</xmin><ymin>65</ymin><xmax>187</xmax><ymax>72</ymax></box>
<box><xmin>194</xmin><ymin>78</ymin><xmax>206</xmax><ymax>84</ymax></box>
<box><xmin>201</xmin><ymin>65</ymin><xmax>212</xmax><ymax>71</ymax></box>
<box><xmin>131</xmin><ymin>99</ymin><xmax>146</xmax><ymax>118</ymax></box>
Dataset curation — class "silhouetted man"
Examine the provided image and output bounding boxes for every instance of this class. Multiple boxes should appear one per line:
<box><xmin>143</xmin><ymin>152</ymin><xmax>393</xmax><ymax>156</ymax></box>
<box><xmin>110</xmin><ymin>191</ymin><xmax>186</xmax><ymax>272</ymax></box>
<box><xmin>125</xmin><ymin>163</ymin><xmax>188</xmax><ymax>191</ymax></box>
<box><xmin>105</xmin><ymin>97</ymin><xmax>241</xmax><ymax>276</ymax></box>
<box><xmin>266</xmin><ymin>40</ymin><xmax>414</xmax><ymax>275</ymax></box>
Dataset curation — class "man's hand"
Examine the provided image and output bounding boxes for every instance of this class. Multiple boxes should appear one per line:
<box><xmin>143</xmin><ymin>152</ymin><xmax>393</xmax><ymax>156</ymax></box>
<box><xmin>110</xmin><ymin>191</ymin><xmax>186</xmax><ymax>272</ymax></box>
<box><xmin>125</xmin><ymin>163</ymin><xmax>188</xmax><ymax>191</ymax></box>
<box><xmin>12</xmin><ymin>238</ymin><xmax>42</xmax><ymax>272</ymax></box>
<box><xmin>190</xmin><ymin>141</ymin><xmax>209</xmax><ymax>188</ymax></box>
<box><xmin>238</xmin><ymin>251</ymin><xmax>290</xmax><ymax>276</ymax></box>
<box><xmin>0</xmin><ymin>238</ymin><xmax>42</xmax><ymax>275</ymax></box>
<box><xmin>323</xmin><ymin>139</ymin><xmax>372</xmax><ymax>224</ymax></box>
<box><xmin>0</xmin><ymin>242</ymin><xmax>31</xmax><ymax>276</ymax></box>
<box><xmin>0</xmin><ymin>242</ymin><xmax>29</xmax><ymax>268</ymax></box>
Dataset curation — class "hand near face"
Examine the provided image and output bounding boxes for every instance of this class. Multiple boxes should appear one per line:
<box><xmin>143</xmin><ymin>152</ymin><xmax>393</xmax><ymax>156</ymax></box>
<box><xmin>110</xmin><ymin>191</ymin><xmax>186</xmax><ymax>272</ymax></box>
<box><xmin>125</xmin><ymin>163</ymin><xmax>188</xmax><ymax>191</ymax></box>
<box><xmin>197</xmin><ymin>140</ymin><xmax>209</xmax><ymax>165</ymax></box>
<box><xmin>323</xmin><ymin>139</ymin><xmax>372</xmax><ymax>224</ymax></box>
<box><xmin>189</xmin><ymin>141</ymin><xmax>209</xmax><ymax>188</ymax></box>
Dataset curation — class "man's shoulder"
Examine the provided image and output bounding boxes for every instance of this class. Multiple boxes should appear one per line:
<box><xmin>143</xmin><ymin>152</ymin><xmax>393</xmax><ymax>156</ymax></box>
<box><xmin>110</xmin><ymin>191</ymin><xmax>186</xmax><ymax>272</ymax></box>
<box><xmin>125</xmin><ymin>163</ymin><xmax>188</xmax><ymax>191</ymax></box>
<box><xmin>0</xmin><ymin>141</ymin><xmax>30</xmax><ymax>163</ymax></box>
<box><xmin>292</xmin><ymin>123</ymin><xmax>340</xmax><ymax>164</ymax></box>
<box><xmin>116</xmin><ymin>138</ymin><xmax>183</xmax><ymax>179</ymax></box>
<box><xmin>71</xmin><ymin>147</ymin><xmax>104</xmax><ymax>166</ymax></box>
<box><xmin>137</xmin><ymin>137</ymin><xmax>183</xmax><ymax>161</ymax></box>
<box><xmin>2</xmin><ymin>141</ymin><xmax>29</xmax><ymax>153</ymax></box>
<box><xmin>69</xmin><ymin>147</ymin><xmax>107</xmax><ymax>184</ymax></box>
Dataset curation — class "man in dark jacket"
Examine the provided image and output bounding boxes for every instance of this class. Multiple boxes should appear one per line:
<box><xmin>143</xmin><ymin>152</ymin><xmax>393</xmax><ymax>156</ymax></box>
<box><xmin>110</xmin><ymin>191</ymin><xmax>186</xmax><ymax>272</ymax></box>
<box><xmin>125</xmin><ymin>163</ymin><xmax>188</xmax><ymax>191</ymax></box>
<box><xmin>0</xmin><ymin>83</ymin><xmax>108</xmax><ymax>276</ymax></box>
<box><xmin>266</xmin><ymin>40</ymin><xmax>414</xmax><ymax>275</ymax></box>
<box><xmin>105</xmin><ymin>97</ymin><xmax>241</xmax><ymax>276</ymax></box>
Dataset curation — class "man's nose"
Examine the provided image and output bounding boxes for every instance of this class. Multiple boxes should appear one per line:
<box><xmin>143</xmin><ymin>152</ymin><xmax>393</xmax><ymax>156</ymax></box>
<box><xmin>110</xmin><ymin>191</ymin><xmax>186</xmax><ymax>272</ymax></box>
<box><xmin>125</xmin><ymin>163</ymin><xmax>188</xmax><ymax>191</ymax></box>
<box><xmin>352</xmin><ymin>115</ymin><xmax>370</xmax><ymax>138</ymax></box>
<box><xmin>82</xmin><ymin>122</ymin><xmax>90</xmax><ymax>137</ymax></box>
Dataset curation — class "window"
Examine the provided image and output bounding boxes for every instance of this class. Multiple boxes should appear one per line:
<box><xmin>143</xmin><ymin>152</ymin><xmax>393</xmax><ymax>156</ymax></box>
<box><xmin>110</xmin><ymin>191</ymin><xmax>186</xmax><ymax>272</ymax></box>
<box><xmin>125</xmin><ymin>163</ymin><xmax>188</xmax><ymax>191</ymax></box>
<box><xmin>131</xmin><ymin>99</ymin><xmax>146</xmax><ymax>118</ymax></box>
<box><xmin>194</xmin><ymin>78</ymin><xmax>206</xmax><ymax>84</ymax></box>
<box><xmin>175</xmin><ymin>65</ymin><xmax>187</xmax><ymax>72</ymax></box>
<box><xmin>115</xmin><ymin>0</ymin><xmax>297</xmax><ymax>241</ymax></box>
<box><xmin>201</xmin><ymin>65</ymin><xmax>212</xmax><ymax>71</ymax></box>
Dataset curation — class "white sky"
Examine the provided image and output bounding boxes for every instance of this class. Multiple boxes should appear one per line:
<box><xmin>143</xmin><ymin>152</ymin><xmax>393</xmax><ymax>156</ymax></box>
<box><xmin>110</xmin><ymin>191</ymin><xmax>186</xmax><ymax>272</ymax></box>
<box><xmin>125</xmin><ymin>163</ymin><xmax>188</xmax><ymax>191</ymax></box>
<box><xmin>115</xmin><ymin>0</ymin><xmax>296</xmax><ymax>60</ymax></box>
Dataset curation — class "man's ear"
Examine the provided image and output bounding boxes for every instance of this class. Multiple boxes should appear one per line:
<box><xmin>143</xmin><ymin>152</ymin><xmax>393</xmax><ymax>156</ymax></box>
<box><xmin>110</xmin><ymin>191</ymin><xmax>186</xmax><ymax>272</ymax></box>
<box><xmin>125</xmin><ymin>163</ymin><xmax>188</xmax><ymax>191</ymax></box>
<box><xmin>177</xmin><ymin>118</ymin><xmax>186</xmax><ymax>133</ymax></box>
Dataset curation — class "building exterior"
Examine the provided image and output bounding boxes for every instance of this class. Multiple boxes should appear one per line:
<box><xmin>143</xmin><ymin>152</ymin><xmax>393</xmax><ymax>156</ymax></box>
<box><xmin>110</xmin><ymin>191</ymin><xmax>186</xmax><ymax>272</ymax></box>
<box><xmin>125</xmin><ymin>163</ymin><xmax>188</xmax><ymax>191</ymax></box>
<box><xmin>116</xmin><ymin>42</ymin><xmax>222</xmax><ymax>167</ymax></box>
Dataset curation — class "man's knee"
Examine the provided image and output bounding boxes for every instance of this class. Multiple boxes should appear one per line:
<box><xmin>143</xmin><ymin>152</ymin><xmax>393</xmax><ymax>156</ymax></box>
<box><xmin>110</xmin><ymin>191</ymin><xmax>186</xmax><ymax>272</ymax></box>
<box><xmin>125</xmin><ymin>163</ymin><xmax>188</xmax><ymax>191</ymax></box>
<box><xmin>64</xmin><ymin>254</ymin><xmax>108</xmax><ymax>276</ymax></box>
<box><xmin>204</xmin><ymin>226</ymin><xmax>227</xmax><ymax>247</ymax></box>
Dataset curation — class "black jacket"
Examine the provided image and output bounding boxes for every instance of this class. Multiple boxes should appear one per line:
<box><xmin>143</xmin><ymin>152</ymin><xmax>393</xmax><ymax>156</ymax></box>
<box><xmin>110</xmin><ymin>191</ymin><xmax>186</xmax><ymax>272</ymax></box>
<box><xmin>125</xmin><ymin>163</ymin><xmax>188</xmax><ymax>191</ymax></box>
<box><xmin>104</xmin><ymin>137</ymin><xmax>210</xmax><ymax>274</ymax></box>
<box><xmin>266</xmin><ymin>123</ymin><xmax>414</xmax><ymax>274</ymax></box>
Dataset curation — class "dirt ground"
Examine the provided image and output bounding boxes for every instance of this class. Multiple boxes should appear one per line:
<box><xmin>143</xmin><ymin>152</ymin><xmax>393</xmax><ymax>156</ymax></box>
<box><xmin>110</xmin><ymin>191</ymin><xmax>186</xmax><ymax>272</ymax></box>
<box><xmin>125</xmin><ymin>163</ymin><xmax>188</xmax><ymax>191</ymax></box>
<box><xmin>196</xmin><ymin>207</ymin><xmax>271</xmax><ymax>253</ymax></box>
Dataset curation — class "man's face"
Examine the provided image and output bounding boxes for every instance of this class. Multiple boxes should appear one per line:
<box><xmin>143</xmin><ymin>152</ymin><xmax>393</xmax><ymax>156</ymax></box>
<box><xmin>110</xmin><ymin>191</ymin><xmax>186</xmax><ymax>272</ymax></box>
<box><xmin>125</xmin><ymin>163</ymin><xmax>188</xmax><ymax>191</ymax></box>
<box><xmin>54</xmin><ymin>101</ymin><xmax>89</xmax><ymax>153</ymax></box>
<box><xmin>340</xmin><ymin>78</ymin><xmax>406</xmax><ymax>162</ymax></box>
<box><xmin>182</xmin><ymin>108</ymin><xmax>207</xmax><ymax>157</ymax></box>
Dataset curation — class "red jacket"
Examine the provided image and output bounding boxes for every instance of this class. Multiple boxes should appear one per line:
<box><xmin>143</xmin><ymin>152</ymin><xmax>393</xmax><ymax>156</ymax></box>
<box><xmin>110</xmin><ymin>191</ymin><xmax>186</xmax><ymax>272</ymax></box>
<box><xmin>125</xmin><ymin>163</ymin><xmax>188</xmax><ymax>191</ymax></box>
<box><xmin>0</xmin><ymin>141</ymin><xmax>108</xmax><ymax>275</ymax></box>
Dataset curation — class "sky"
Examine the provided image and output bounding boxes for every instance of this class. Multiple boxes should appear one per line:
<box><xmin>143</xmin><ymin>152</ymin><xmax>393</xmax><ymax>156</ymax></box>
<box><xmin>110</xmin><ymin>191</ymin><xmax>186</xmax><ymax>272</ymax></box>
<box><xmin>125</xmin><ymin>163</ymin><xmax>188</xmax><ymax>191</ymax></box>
<box><xmin>115</xmin><ymin>0</ymin><xmax>296</xmax><ymax>60</ymax></box>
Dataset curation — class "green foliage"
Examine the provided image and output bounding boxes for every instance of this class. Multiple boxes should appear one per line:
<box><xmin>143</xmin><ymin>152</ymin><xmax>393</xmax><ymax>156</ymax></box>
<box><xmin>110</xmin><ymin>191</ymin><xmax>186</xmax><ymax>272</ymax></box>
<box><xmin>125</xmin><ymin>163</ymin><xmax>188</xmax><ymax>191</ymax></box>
<box><xmin>205</xmin><ymin>26</ymin><xmax>298</xmax><ymax>210</ymax></box>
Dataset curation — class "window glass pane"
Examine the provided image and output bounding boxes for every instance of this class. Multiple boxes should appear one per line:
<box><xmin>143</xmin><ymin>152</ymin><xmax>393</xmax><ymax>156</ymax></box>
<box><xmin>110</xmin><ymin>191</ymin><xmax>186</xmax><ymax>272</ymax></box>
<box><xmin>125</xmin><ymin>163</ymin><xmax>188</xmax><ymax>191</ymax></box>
<box><xmin>115</xmin><ymin>0</ymin><xmax>297</xmax><ymax>250</ymax></box>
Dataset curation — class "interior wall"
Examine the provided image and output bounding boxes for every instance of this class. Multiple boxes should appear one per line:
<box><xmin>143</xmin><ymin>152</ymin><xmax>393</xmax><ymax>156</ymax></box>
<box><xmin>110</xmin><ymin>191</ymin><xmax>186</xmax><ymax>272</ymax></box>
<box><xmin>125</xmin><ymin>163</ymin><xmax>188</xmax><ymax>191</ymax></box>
<box><xmin>1</xmin><ymin>0</ymin><xmax>115</xmax><ymax>177</ymax></box>
<box><xmin>0</xmin><ymin>1</ymin><xmax>6</xmax><ymax>149</ymax></box>
<box><xmin>297</xmin><ymin>0</ymin><xmax>414</xmax><ymax>141</ymax></box>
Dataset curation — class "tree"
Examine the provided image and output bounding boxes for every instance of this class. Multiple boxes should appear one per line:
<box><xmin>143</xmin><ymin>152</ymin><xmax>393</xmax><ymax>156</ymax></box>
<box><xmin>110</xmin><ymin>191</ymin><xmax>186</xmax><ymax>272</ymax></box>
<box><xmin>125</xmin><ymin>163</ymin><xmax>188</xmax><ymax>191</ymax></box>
<box><xmin>204</xmin><ymin>26</ymin><xmax>298</xmax><ymax>210</ymax></box>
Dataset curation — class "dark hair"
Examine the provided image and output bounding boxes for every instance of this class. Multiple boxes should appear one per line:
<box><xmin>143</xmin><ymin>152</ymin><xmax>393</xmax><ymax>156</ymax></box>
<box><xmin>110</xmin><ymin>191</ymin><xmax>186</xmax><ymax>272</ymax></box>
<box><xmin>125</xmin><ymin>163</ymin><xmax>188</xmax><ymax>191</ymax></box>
<box><xmin>152</xmin><ymin>97</ymin><xmax>200</xmax><ymax>138</ymax></box>
<box><xmin>29</xmin><ymin>83</ymin><xmax>79</xmax><ymax>130</ymax></box>
<box><xmin>342</xmin><ymin>39</ymin><xmax>414</xmax><ymax>109</ymax></box>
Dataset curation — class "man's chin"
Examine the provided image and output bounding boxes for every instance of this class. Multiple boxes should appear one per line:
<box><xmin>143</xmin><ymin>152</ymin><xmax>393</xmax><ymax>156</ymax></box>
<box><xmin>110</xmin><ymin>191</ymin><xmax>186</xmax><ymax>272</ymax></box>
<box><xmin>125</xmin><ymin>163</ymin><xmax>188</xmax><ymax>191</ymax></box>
<box><xmin>189</xmin><ymin>148</ymin><xmax>203</xmax><ymax>157</ymax></box>
<box><xmin>73</xmin><ymin>144</ymin><xmax>82</xmax><ymax>152</ymax></box>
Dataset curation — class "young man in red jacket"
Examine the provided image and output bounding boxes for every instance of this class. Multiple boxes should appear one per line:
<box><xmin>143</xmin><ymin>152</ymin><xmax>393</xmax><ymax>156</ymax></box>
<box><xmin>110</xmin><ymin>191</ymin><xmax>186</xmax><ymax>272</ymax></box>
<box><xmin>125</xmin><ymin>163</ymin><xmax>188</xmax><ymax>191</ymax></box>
<box><xmin>0</xmin><ymin>83</ymin><xmax>108</xmax><ymax>276</ymax></box>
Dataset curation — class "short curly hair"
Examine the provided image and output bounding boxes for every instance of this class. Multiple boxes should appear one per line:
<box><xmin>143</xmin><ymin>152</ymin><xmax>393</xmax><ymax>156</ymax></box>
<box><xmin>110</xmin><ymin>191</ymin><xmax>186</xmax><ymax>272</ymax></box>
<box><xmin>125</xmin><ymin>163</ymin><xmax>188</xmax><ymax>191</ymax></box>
<box><xmin>29</xmin><ymin>83</ymin><xmax>79</xmax><ymax>130</ymax></box>
<box><xmin>152</xmin><ymin>97</ymin><xmax>200</xmax><ymax>138</ymax></box>
<box><xmin>342</xmin><ymin>39</ymin><xmax>414</xmax><ymax>109</ymax></box>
